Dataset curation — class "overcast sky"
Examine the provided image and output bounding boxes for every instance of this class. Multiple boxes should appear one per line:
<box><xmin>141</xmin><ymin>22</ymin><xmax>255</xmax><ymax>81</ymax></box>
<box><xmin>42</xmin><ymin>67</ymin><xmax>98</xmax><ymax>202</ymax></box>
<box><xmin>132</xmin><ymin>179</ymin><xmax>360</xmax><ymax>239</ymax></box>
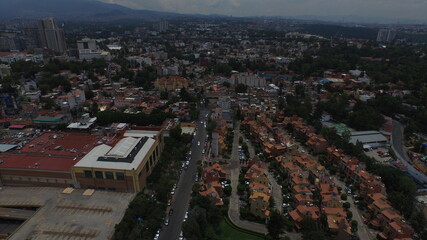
<box><xmin>100</xmin><ymin>0</ymin><xmax>427</xmax><ymax>21</ymax></box>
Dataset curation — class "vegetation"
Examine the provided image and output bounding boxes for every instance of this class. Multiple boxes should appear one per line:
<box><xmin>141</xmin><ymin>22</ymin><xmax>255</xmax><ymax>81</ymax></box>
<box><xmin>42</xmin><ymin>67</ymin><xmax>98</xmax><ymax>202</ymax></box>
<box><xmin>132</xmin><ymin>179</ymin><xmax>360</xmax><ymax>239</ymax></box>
<box><xmin>113</xmin><ymin>127</ymin><xmax>191</xmax><ymax>240</ymax></box>
<box><xmin>218</xmin><ymin>217</ymin><xmax>264</xmax><ymax>240</ymax></box>
<box><xmin>266</xmin><ymin>210</ymin><xmax>286</xmax><ymax>239</ymax></box>
<box><xmin>96</xmin><ymin>109</ymin><xmax>175</xmax><ymax>126</ymax></box>
<box><xmin>182</xmin><ymin>194</ymin><xmax>228</xmax><ymax>240</ymax></box>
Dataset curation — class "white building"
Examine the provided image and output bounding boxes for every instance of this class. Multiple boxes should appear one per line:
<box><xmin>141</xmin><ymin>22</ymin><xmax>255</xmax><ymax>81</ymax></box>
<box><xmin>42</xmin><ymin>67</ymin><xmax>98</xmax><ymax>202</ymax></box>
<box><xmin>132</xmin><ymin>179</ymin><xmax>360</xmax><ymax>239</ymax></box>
<box><xmin>377</xmin><ymin>29</ymin><xmax>396</xmax><ymax>42</ymax></box>
<box><xmin>235</xmin><ymin>72</ymin><xmax>266</xmax><ymax>87</ymax></box>
<box><xmin>77</xmin><ymin>38</ymin><xmax>110</xmax><ymax>60</ymax></box>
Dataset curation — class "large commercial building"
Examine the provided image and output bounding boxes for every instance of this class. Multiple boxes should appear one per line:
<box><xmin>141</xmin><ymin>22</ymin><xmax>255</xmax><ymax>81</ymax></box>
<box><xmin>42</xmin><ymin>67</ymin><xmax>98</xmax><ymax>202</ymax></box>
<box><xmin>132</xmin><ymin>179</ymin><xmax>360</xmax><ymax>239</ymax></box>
<box><xmin>0</xmin><ymin>127</ymin><xmax>164</xmax><ymax>193</ymax></box>
<box><xmin>0</xmin><ymin>132</ymin><xmax>103</xmax><ymax>187</ymax></box>
<box><xmin>350</xmin><ymin>131</ymin><xmax>388</xmax><ymax>149</ymax></box>
<box><xmin>38</xmin><ymin>17</ymin><xmax>67</xmax><ymax>54</ymax></box>
<box><xmin>72</xmin><ymin>128</ymin><xmax>163</xmax><ymax>192</ymax></box>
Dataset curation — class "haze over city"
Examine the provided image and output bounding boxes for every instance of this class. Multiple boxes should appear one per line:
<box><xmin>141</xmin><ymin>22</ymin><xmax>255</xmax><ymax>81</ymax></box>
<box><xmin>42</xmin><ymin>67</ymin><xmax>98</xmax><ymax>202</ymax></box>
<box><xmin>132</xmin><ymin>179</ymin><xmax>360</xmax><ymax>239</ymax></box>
<box><xmin>102</xmin><ymin>0</ymin><xmax>427</xmax><ymax>22</ymax></box>
<box><xmin>0</xmin><ymin>1</ymin><xmax>426</xmax><ymax>240</ymax></box>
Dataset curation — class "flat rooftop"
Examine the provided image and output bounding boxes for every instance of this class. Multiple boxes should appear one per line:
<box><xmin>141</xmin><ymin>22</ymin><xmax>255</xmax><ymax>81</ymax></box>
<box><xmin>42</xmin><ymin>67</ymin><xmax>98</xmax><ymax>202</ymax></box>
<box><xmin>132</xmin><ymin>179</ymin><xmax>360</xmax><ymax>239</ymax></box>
<box><xmin>74</xmin><ymin>130</ymin><xmax>158</xmax><ymax>170</ymax></box>
<box><xmin>0</xmin><ymin>187</ymin><xmax>134</xmax><ymax>240</ymax></box>
<box><xmin>0</xmin><ymin>132</ymin><xmax>117</xmax><ymax>172</ymax></box>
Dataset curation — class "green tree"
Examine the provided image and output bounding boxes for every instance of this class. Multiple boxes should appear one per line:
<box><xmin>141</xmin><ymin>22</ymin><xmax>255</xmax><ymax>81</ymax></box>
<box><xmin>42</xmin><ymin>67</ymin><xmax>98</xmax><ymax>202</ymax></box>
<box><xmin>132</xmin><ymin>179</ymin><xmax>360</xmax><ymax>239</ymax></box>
<box><xmin>235</xmin><ymin>83</ymin><xmax>248</xmax><ymax>93</ymax></box>
<box><xmin>170</xmin><ymin>126</ymin><xmax>182</xmax><ymax>141</ymax></box>
<box><xmin>267</xmin><ymin>210</ymin><xmax>285</xmax><ymax>239</ymax></box>
<box><xmin>206</xmin><ymin>119</ymin><xmax>217</xmax><ymax>135</ymax></box>
<box><xmin>351</xmin><ymin>220</ymin><xmax>358</xmax><ymax>232</ymax></box>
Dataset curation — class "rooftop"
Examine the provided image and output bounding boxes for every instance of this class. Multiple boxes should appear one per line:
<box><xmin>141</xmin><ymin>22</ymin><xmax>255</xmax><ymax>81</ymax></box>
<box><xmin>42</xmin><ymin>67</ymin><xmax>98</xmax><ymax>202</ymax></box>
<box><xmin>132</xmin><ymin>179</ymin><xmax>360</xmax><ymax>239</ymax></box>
<box><xmin>0</xmin><ymin>186</ymin><xmax>134</xmax><ymax>240</ymax></box>
<box><xmin>0</xmin><ymin>132</ymin><xmax>105</xmax><ymax>171</ymax></box>
<box><xmin>74</xmin><ymin>130</ymin><xmax>158</xmax><ymax>170</ymax></box>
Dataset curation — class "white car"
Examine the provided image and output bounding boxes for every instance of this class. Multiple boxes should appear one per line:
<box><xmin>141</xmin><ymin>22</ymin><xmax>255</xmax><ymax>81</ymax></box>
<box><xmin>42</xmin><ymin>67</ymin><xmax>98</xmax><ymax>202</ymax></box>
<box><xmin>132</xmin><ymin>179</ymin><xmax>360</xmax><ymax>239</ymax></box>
<box><xmin>197</xmin><ymin>141</ymin><xmax>200</xmax><ymax>146</ymax></box>
<box><xmin>184</xmin><ymin>211</ymin><xmax>188</xmax><ymax>220</ymax></box>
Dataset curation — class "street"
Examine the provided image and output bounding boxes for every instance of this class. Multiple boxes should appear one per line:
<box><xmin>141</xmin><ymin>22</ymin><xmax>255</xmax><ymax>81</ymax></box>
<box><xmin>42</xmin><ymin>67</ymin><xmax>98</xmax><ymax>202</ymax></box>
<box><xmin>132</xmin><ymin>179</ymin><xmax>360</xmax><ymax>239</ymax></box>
<box><xmin>392</xmin><ymin>120</ymin><xmax>427</xmax><ymax>184</ymax></box>
<box><xmin>158</xmin><ymin>109</ymin><xmax>208</xmax><ymax>240</ymax></box>
<box><xmin>332</xmin><ymin>179</ymin><xmax>374</xmax><ymax>240</ymax></box>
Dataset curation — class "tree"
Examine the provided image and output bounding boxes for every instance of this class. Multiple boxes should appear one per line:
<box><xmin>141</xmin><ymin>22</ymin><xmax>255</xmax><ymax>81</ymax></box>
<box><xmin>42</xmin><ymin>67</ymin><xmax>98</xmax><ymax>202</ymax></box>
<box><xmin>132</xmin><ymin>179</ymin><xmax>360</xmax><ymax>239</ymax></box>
<box><xmin>182</xmin><ymin>217</ymin><xmax>202</xmax><ymax>240</ymax></box>
<box><xmin>351</xmin><ymin>220</ymin><xmax>358</xmax><ymax>232</ymax></box>
<box><xmin>223</xmin><ymin>185</ymin><xmax>232</xmax><ymax>196</ymax></box>
<box><xmin>343</xmin><ymin>202</ymin><xmax>351</xmax><ymax>209</ymax></box>
<box><xmin>160</xmin><ymin>91</ymin><xmax>169</xmax><ymax>100</ymax></box>
<box><xmin>235</xmin><ymin>83</ymin><xmax>248</xmax><ymax>93</ymax></box>
<box><xmin>267</xmin><ymin>210</ymin><xmax>285</xmax><ymax>239</ymax></box>
<box><xmin>300</xmin><ymin>218</ymin><xmax>326</xmax><ymax>240</ymax></box>
<box><xmin>206</xmin><ymin>119</ymin><xmax>217</xmax><ymax>135</ymax></box>
<box><xmin>170</xmin><ymin>126</ymin><xmax>182</xmax><ymax>141</ymax></box>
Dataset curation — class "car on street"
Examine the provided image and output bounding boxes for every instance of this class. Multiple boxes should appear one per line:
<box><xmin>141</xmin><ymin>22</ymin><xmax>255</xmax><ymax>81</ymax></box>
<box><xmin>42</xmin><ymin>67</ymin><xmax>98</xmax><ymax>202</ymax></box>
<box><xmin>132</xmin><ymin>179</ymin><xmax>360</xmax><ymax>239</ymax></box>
<box><xmin>167</xmin><ymin>199</ymin><xmax>172</xmax><ymax>206</ymax></box>
<box><xmin>184</xmin><ymin>211</ymin><xmax>188</xmax><ymax>220</ymax></box>
<box><xmin>164</xmin><ymin>218</ymin><xmax>169</xmax><ymax>226</ymax></box>
<box><xmin>179</xmin><ymin>231</ymin><xmax>184</xmax><ymax>240</ymax></box>
<box><xmin>197</xmin><ymin>141</ymin><xmax>200</xmax><ymax>146</ymax></box>
<box><xmin>169</xmin><ymin>209</ymin><xmax>174</xmax><ymax>216</ymax></box>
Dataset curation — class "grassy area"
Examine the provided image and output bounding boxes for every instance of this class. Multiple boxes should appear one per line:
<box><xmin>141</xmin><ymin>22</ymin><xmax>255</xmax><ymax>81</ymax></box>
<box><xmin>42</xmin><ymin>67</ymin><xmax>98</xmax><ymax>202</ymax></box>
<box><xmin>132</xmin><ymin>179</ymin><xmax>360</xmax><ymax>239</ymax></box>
<box><xmin>218</xmin><ymin>218</ymin><xmax>264</xmax><ymax>240</ymax></box>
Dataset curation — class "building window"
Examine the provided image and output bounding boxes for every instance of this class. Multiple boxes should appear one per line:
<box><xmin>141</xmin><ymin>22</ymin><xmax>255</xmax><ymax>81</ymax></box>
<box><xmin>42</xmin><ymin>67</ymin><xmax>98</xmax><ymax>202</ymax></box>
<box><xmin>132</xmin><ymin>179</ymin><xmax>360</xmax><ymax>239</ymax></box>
<box><xmin>84</xmin><ymin>170</ymin><xmax>93</xmax><ymax>178</ymax></box>
<box><xmin>116</xmin><ymin>172</ymin><xmax>125</xmax><ymax>180</ymax></box>
<box><xmin>95</xmin><ymin>171</ymin><xmax>103</xmax><ymax>179</ymax></box>
<box><xmin>105</xmin><ymin>172</ymin><xmax>114</xmax><ymax>180</ymax></box>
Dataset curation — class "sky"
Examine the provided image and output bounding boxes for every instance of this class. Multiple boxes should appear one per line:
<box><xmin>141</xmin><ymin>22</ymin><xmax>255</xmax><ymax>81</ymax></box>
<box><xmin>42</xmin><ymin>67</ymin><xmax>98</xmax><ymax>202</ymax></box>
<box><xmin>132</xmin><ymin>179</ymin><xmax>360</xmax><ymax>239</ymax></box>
<box><xmin>100</xmin><ymin>0</ymin><xmax>427</xmax><ymax>22</ymax></box>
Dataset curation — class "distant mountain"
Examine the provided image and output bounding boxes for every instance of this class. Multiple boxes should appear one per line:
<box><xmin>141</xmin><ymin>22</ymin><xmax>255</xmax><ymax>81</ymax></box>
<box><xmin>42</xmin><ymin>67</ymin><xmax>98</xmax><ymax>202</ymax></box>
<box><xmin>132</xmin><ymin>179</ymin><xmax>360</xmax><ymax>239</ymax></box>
<box><xmin>0</xmin><ymin>0</ymin><xmax>180</xmax><ymax>21</ymax></box>
<box><xmin>290</xmin><ymin>14</ymin><xmax>427</xmax><ymax>25</ymax></box>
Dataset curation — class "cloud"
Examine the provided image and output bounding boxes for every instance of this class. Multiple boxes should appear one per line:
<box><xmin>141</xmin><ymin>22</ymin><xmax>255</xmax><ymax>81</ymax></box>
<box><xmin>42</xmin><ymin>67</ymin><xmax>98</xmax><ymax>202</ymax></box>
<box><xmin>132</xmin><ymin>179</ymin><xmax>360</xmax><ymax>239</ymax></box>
<box><xmin>99</xmin><ymin>0</ymin><xmax>427</xmax><ymax>21</ymax></box>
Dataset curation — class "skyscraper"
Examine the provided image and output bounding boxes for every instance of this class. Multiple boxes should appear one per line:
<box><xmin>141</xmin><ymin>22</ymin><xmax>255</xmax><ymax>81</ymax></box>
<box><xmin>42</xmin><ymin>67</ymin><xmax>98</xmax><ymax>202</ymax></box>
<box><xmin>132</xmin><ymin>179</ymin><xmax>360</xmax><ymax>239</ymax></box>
<box><xmin>38</xmin><ymin>18</ymin><xmax>66</xmax><ymax>54</ymax></box>
<box><xmin>376</xmin><ymin>29</ymin><xmax>396</xmax><ymax>43</ymax></box>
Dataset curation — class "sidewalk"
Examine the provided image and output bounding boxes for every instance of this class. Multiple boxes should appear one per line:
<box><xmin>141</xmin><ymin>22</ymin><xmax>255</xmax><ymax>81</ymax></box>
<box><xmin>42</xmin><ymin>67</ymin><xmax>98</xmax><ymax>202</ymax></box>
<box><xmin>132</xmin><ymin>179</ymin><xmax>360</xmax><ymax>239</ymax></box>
<box><xmin>227</xmin><ymin>123</ymin><xmax>268</xmax><ymax>235</ymax></box>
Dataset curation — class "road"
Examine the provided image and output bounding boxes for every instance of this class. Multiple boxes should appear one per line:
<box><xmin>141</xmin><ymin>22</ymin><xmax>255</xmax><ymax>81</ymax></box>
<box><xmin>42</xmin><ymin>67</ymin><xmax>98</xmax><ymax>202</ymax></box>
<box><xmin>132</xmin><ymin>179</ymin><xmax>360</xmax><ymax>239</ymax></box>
<box><xmin>158</xmin><ymin>109</ymin><xmax>208</xmax><ymax>240</ymax></box>
<box><xmin>332</xmin><ymin>179</ymin><xmax>374</xmax><ymax>240</ymax></box>
<box><xmin>228</xmin><ymin>123</ymin><xmax>268</xmax><ymax>234</ymax></box>
<box><xmin>392</xmin><ymin>120</ymin><xmax>427</xmax><ymax>184</ymax></box>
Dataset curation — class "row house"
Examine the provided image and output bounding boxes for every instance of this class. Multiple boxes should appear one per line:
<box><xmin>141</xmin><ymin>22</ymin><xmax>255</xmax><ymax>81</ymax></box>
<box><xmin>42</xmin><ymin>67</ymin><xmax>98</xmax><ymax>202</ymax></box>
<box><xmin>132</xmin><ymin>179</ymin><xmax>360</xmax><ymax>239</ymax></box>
<box><xmin>355</xmin><ymin>170</ymin><xmax>385</xmax><ymax>195</ymax></box>
<box><xmin>327</xmin><ymin>146</ymin><xmax>347</xmax><ymax>167</ymax></box>
<box><xmin>293</xmin><ymin>154</ymin><xmax>317</xmax><ymax>170</ymax></box>
<box><xmin>249</xmin><ymin>192</ymin><xmax>271</xmax><ymax>219</ymax></box>
<box><xmin>200</xmin><ymin>184</ymin><xmax>223</xmax><ymax>206</ymax></box>
<box><xmin>246</xmin><ymin>164</ymin><xmax>272</xmax><ymax>219</ymax></box>
<box><xmin>289</xmin><ymin>204</ymin><xmax>320</xmax><ymax>229</ymax></box>
<box><xmin>200</xmin><ymin>163</ymin><xmax>227</xmax><ymax>206</ymax></box>
<box><xmin>378</xmin><ymin>220</ymin><xmax>414</xmax><ymax>240</ymax></box>
<box><xmin>306</xmin><ymin>132</ymin><xmax>328</xmax><ymax>154</ymax></box>
<box><xmin>202</xmin><ymin>163</ymin><xmax>227</xmax><ymax>184</ymax></box>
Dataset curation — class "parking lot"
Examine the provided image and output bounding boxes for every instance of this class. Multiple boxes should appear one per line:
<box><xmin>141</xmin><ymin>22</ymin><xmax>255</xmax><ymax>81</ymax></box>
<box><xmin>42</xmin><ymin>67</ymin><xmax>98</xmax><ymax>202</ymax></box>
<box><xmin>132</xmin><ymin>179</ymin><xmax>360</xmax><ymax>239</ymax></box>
<box><xmin>365</xmin><ymin>147</ymin><xmax>393</xmax><ymax>164</ymax></box>
<box><xmin>0</xmin><ymin>187</ymin><xmax>134</xmax><ymax>240</ymax></box>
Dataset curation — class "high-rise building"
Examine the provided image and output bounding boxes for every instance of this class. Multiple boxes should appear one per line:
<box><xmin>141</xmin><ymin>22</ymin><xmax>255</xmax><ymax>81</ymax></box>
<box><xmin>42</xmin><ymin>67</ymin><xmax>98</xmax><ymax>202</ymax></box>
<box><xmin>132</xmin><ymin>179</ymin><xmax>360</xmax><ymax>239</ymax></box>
<box><xmin>38</xmin><ymin>18</ymin><xmax>66</xmax><ymax>54</ymax></box>
<box><xmin>376</xmin><ymin>29</ymin><xmax>396</xmax><ymax>42</ymax></box>
<box><xmin>153</xmin><ymin>21</ymin><xmax>169</xmax><ymax>32</ymax></box>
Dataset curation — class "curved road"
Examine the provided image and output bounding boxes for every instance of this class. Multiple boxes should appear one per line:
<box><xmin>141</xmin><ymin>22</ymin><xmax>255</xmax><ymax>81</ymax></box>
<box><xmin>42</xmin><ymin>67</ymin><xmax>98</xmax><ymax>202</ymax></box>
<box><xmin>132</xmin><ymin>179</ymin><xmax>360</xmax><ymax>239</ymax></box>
<box><xmin>392</xmin><ymin>120</ymin><xmax>427</xmax><ymax>184</ymax></box>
